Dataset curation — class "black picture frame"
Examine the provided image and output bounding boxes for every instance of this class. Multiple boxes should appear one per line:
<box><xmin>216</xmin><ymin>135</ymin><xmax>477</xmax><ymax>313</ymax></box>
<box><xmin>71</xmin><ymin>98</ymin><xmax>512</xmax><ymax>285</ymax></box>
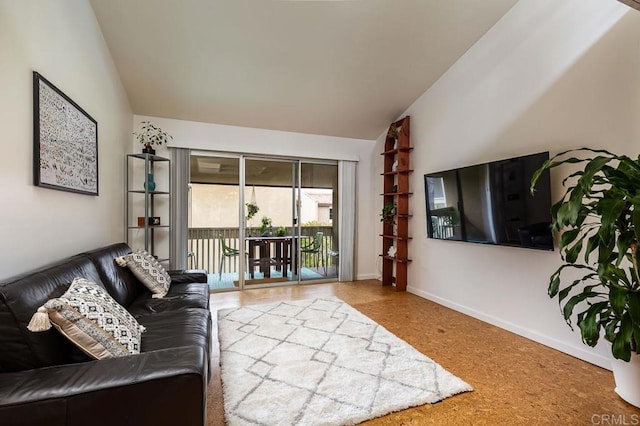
<box><xmin>33</xmin><ymin>71</ymin><xmax>98</xmax><ymax>195</ymax></box>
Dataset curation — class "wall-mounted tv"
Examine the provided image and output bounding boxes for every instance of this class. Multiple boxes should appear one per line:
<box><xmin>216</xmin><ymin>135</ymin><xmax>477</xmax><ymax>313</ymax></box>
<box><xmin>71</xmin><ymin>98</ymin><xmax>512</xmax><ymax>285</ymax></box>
<box><xmin>424</xmin><ymin>151</ymin><xmax>553</xmax><ymax>250</ymax></box>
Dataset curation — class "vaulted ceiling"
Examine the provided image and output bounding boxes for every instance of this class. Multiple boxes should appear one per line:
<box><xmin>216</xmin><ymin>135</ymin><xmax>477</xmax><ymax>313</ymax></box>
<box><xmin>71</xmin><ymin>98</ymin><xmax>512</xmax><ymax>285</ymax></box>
<box><xmin>90</xmin><ymin>0</ymin><xmax>517</xmax><ymax>140</ymax></box>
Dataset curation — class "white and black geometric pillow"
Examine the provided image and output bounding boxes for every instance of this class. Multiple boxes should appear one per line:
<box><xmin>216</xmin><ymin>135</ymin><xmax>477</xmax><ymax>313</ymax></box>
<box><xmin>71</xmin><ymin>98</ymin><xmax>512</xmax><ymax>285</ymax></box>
<box><xmin>116</xmin><ymin>250</ymin><xmax>171</xmax><ymax>298</ymax></box>
<box><xmin>41</xmin><ymin>277</ymin><xmax>145</xmax><ymax>359</ymax></box>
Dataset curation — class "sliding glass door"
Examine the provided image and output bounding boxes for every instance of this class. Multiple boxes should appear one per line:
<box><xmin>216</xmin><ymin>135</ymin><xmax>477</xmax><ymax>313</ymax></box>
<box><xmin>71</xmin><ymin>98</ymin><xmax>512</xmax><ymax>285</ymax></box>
<box><xmin>187</xmin><ymin>154</ymin><xmax>241</xmax><ymax>292</ymax></box>
<box><xmin>243</xmin><ymin>158</ymin><xmax>298</xmax><ymax>287</ymax></box>
<box><xmin>188</xmin><ymin>152</ymin><xmax>338</xmax><ymax>291</ymax></box>
<box><xmin>299</xmin><ymin>162</ymin><xmax>339</xmax><ymax>281</ymax></box>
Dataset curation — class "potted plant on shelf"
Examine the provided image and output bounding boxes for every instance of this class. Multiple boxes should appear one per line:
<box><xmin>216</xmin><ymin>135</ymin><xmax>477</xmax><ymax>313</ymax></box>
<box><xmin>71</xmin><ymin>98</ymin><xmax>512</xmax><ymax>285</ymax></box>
<box><xmin>133</xmin><ymin>121</ymin><xmax>173</xmax><ymax>155</ymax></box>
<box><xmin>530</xmin><ymin>147</ymin><xmax>640</xmax><ymax>407</ymax></box>
<box><xmin>387</xmin><ymin>125</ymin><xmax>402</xmax><ymax>150</ymax></box>
<box><xmin>380</xmin><ymin>203</ymin><xmax>396</xmax><ymax>225</ymax></box>
<box><xmin>387</xmin><ymin>124</ymin><xmax>402</xmax><ymax>141</ymax></box>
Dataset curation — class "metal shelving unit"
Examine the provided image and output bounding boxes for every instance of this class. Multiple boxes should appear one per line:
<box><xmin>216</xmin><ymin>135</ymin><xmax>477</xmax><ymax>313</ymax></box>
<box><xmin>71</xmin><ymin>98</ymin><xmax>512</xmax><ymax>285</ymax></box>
<box><xmin>125</xmin><ymin>153</ymin><xmax>171</xmax><ymax>263</ymax></box>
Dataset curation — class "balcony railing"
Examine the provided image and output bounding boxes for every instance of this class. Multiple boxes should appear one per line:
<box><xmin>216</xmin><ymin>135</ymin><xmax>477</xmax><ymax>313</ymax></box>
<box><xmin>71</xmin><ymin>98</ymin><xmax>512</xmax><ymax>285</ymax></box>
<box><xmin>187</xmin><ymin>226</ymin><xmax>335</xmax><ymax>275</ymax></box>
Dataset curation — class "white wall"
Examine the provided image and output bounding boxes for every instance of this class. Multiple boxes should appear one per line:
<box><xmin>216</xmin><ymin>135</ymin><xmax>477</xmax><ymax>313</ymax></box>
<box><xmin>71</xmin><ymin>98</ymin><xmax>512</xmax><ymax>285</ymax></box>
<box><xmin>0</xmin><ymin>0</ymin><xmax>132</xmax><ymax>279</ymax></box>
<box><xmin>136</xmin><ymin>116</ymin><xmax>370</xmax><ymax>161</ymax></box>
<box><xmin>373</xmin><ymin>0</ymin><xmax>639</xmax><ymax>369</ymax></box>
<box><xmin>133</xmin><ymin>115</ymin><xmax>379</xmax><ymax>279</ymax></box>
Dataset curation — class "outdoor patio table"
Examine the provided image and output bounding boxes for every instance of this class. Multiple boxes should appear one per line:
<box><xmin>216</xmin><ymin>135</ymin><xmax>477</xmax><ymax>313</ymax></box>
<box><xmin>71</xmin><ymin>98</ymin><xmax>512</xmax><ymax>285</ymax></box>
<box><xmin>245</xmin><ymin>236</ymin><xmax>297</xmax><ymax>278</ymax></box>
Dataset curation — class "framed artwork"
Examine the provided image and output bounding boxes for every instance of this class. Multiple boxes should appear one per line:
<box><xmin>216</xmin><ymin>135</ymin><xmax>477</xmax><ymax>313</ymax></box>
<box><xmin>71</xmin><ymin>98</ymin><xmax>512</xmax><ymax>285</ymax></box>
<box><xmin>33</xmin><ymin>71</ymin><xmax>98</xmax><ymax>195</ymax></box>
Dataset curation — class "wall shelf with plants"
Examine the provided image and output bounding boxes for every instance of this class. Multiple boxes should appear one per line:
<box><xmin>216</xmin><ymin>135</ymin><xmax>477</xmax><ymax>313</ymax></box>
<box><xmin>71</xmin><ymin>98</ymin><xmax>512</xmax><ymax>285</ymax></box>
<box><xmin>380</xmin><ymin>116</ymin><xmax>411</xmax><ymax>291</ymax></box>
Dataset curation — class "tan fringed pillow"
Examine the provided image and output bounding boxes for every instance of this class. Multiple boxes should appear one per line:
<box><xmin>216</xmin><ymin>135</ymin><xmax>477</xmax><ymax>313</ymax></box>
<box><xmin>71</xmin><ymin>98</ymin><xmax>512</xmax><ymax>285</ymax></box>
<box><xmin>115</xmin><ymin>249</ymin><xmax>171</xmax><ymax>298</ymax></box>
<box><xmin>27</xmin><ymin>277</ymin><xmax>145</xmax><ymax>359</ymax></box>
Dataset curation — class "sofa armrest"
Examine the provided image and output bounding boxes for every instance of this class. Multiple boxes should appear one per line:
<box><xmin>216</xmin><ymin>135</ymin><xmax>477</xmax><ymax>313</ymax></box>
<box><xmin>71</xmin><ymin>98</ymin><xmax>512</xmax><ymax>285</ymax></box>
<box><xmin>168</xmin><ymin>269</ymin><xmax>208</xmax><ymax>284</ymax></box>
<box><xmin>0</xmin><ymin>346</ymin><xmax>207</xmax><ymax>426</ymax></box>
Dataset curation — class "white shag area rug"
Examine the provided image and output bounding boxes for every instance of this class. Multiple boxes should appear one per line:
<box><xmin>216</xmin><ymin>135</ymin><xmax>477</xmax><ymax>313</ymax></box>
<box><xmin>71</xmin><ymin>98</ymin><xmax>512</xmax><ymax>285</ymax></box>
<box><xmin>217</xmin><ymin>297</ymin><xmax>472</xmax><ymax>426</ymax></box>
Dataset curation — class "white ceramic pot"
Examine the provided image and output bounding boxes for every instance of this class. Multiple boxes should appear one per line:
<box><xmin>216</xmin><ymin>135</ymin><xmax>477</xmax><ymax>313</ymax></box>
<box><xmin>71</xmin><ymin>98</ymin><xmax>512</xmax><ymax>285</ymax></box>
<box><xmin>611</xmin><ymin>352</ymin><xmax>640</xmax><ymax>408</ymax></box>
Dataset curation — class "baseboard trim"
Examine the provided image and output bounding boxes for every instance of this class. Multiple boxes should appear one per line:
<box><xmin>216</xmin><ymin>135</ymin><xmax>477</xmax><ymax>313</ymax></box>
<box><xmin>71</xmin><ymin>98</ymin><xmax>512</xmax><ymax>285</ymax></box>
<box><xmin>356</xmin><ymin>273</ymin><xmax>379</xmax><ymax>281</ymax></box>
<box><xmin>407</xmin><ymin>286</ymin><xmax>612</xmax><ymax>370</ymax></box>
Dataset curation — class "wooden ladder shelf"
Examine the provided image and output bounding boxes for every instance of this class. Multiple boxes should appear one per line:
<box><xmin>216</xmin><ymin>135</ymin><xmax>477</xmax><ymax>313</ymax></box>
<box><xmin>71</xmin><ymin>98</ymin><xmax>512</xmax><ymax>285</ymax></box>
<box><xmin>380</xmin><ymin>116</ymin><xmax>411</xmax><ymax>291</ymax></box>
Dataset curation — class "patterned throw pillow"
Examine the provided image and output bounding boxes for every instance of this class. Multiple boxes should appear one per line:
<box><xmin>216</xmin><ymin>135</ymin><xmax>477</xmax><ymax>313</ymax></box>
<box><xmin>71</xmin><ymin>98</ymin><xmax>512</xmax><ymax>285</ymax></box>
<box><xmin>115</xmin><ymin>250</ymin><xmax>171</xmax><ymax>298</ymax></box>
<box><xmin>27</xmin><ymin>277</ymin><xmax>145</xmax><ymax>359</ymax></box>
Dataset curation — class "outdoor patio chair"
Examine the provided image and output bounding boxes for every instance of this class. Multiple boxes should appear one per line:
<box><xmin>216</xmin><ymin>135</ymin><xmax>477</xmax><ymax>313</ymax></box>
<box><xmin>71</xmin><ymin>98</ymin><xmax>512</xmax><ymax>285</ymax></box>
<box><xmin>219</xmin><ymin>238</ymin><xmax>241</xmax><ymax>279</ymax></box>
<box><xmin>187</xmin><ymin>251</ymin><xmax>198</xmax><ymax>269</ymax></box>
<box><xmin>301</xmin><ymin>232</ymin><xmax>326</xmax><ymax>275</ymax></box>
<box><xmin>327</xmin><ymin>249</ymin><xmax>338</xmax><ymax>275</ymax></box>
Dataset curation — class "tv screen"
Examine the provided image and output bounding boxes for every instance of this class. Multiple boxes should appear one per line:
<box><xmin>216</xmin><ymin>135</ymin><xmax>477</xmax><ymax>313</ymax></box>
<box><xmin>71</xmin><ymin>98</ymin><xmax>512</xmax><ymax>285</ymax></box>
<box><xmin>424</xmin><ymin>151</ymin><xmax>553</xmax><ymax>250</ymax></box>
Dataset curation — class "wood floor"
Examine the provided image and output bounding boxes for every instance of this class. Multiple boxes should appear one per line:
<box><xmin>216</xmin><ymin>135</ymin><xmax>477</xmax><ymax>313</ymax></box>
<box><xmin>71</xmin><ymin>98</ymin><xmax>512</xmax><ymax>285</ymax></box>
<box><xmin>207</xmin><ymin>280</ymin><xmax>640</xmax><ymax>425</ymax></box>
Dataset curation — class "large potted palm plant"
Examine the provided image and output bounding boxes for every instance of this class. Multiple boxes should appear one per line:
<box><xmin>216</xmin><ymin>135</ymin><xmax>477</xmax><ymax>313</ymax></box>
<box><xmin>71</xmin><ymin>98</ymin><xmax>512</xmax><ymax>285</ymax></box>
<box><xmin>530</xmin><ymin>148</ymin><xmax>640</xmax><ymax>407</ymax></box>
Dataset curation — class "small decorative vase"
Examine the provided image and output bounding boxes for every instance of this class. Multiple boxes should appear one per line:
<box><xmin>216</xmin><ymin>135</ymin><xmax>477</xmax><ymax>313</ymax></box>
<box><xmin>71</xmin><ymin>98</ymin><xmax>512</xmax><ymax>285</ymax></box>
<box><xmin>142</xmin><ymin>144</ymin><xmax>156</xmax><ymax>155</ymax></box>
<box><xmin>144</xmin><ymin>173</ymin><xmax>156</xmax><ymax>192</ymax></box>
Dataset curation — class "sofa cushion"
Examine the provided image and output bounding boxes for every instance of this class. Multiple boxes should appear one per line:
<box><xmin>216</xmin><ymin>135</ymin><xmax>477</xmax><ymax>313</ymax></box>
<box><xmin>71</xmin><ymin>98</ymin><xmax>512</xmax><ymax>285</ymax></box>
<box><xmin>36</xmin><ymin>278</ymin><xmax>146</xmax><ymax>359</ymax></box>
<box><xmin>167</xmin><ymin>270</ymin><xmax>208</xmax><ymax>284</ymax></box>
<box><xmin>85</xmin><ymin>243</ymin><xmax>143</xmax><ymax>307</ymax></box>
<box><xmin>136</xmin><ymin>308</ymin><xmax>210</xmax><ymax>354</ymax></box>
<box><xmin>127</xmin><ymin>282</ymin><xmax>210</xmax><ymax>317</ymax></box>
<box><xmin>0</xmin><ymin>256</ymin><xmax>102</xmax><ymax>373</ymax></box>
<box><xmin>116</xmin><ymin>250</ymin><xmax>171</xmax><ymax>298</ymax></box>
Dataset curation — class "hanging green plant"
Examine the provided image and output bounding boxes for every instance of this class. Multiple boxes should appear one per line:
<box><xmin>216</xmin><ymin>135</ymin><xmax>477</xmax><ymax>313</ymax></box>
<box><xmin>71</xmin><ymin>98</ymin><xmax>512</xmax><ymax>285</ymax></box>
<box><xmin>246</xmin><ymin>202</ymin><xmax>259</xmax><ymax>221</ymax></box>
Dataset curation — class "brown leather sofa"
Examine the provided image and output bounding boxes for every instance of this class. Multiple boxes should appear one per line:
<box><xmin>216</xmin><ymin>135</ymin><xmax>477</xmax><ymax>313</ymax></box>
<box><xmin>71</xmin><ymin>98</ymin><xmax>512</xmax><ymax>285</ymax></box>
<box><xmin>0</xmin><ymin>243</ymin><xmax>212</xmax><ymax>426</ymax></box>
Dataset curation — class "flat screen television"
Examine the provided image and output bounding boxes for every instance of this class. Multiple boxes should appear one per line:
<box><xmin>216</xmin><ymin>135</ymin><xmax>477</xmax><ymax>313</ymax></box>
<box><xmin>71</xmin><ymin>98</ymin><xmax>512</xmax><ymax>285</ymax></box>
<box><xmin>424</xmin><ymin>151</ymin><xmax>554</xmax><ymax>250</ymax></box>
